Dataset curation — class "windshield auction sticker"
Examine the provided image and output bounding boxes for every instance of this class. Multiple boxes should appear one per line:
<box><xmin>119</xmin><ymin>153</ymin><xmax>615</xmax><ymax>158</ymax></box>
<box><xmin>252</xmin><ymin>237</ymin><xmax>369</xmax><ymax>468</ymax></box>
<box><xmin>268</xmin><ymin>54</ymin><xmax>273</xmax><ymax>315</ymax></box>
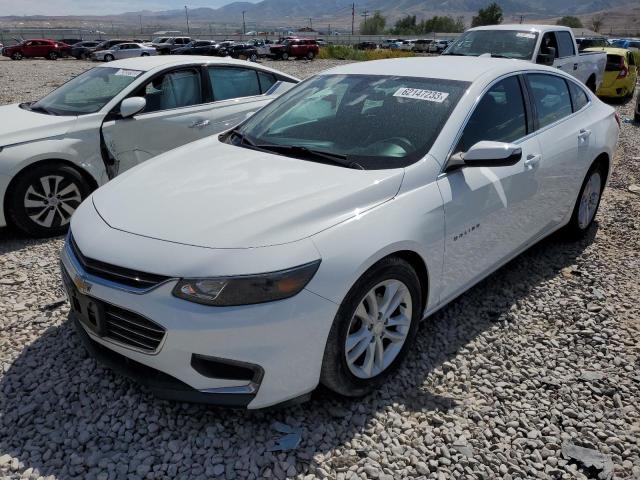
<box><xmin>394</xmin><ymin>88</ymin><xmax>449</xmax><ymax>103</ymax></box>
<box><xmin>516</xmin><ymin>32</ymin><xmax>536</xmax><ymax>39</ymax></box>
<box><xmin>114</xmin><ymin>69</ymin><xmax>142</xmax><ymax>78</ymax></box>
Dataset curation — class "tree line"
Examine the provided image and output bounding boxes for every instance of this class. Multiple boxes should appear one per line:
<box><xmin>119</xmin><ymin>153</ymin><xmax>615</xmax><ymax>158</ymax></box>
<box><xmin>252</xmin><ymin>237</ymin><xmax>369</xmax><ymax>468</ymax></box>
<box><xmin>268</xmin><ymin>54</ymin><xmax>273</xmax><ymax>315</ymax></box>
<box><xmin>360</xmin><ymin>2</ymin><xmax>506</xmax><ymax>35</ymax></box>
<box><xmin>359</xmin><ymin>2</ymin><xmax>606</xmax><ymax>36</ymax></box>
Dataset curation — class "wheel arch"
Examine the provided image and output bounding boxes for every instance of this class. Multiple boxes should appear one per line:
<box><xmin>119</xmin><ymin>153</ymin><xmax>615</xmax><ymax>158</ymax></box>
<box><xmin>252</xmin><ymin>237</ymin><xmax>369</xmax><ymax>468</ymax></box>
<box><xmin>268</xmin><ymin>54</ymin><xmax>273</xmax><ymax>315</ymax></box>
<box><xmin>384</xmin><ymin>250</ymin><xmax>430</xmax><ymax>315</ymax></box>
<box><xmin>3</xmin><ymin>158</ymin><xmax>99</xmax><ymax>221</ymax></box>
<box><xmin>592</xmin><ymin>151</ymin><xmax>610</xmax><ymax>186</ymax></box>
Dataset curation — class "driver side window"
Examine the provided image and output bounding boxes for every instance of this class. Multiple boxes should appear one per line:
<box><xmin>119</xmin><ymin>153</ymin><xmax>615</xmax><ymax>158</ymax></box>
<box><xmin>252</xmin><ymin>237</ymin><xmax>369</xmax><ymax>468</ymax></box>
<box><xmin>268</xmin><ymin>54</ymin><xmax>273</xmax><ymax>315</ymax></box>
<box><xmin>456</xmin><ymin>76</ymin><xmax>528</xmax><ymax>153</ymax></box>
<box><xmin>135</xmin><ymin>69</ymin><xmax>203</xmax><ymax>114</ymax></box>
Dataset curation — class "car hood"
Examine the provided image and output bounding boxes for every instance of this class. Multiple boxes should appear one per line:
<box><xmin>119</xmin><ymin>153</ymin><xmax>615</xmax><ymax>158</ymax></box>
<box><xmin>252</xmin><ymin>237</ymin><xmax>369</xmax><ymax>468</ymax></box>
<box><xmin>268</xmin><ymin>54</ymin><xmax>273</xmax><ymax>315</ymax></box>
<box><xmin>92</xmin><ymin>138</ymin><xmax>404</xmax><ymax>249</ymax></box>
<box><xmin>0</xmin><ymin>104</ymin><xmax>77</xmax><ymax>148</ymax></box>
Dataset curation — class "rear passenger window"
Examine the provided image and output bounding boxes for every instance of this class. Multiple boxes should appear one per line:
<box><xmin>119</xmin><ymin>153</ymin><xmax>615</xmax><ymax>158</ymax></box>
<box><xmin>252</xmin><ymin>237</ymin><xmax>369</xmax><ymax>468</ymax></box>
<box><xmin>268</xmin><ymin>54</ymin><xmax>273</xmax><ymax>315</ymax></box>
<box><xmin>568</xmin><ymin>81</ymin><xmax>589</xmax><ymax>112</ymax></box>
<box><xmin>556</xmin><ymin>32</ymin><xmax>575</xmax><ymax>58</ymax></box>
<box><xmin>209</xmin><ymin>67</ymin><xmax>261</xmax><ymax>101</ymax></box>
<box><xmin>457</xmin><ymin>76</ymin><xmax>527</xmax><ymax>152</ymax></box>
<box><xmin>257</xmin><ymin>71</ymin><xmax>277</xmax><ymax>93</ymax></box>
<box><xmin>527</xmin><ymin>74</ymin><xmax>572</xmax><ymax>129</ymax></box>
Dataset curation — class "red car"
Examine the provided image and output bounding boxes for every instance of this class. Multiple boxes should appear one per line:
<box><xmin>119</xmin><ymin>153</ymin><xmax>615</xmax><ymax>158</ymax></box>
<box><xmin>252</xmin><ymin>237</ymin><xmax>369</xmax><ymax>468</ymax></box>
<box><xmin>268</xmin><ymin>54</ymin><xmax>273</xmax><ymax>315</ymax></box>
<box><xmin>2</xmin><ymin>39</ymin><xmax>71</xmax><ymax>60</ymax></box>
<box><xmin>270</xmin><ymin>39</ymin><xmax>319</xmax><ymax>60</ymax></box>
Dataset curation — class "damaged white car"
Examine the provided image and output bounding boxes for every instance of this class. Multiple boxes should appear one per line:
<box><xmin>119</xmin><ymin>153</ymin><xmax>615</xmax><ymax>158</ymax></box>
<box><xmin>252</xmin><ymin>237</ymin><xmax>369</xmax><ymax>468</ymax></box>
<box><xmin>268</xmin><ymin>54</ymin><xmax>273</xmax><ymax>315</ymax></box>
<box><xmin>0</xmin><ymin>56</ymin><xmax>298</xmax><ymax>236</ymax></box>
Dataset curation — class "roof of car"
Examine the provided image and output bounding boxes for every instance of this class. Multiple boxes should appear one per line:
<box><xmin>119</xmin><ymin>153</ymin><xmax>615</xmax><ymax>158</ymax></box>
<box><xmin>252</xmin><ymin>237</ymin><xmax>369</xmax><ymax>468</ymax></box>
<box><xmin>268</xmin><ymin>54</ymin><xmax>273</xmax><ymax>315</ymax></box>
<box><xmin>96</xmin><ymin>55</ymin><xmax>299</xmax><ymax>79</ymax></box>
<box><xmin>469</xmin><ymin>24</ymin><xmax>570</xmax><ymax>33</ymax></box>
<box><xmin>321</xmin><ymin>56</ymin><xmax>558</xmax><ymax>82</ymax></box>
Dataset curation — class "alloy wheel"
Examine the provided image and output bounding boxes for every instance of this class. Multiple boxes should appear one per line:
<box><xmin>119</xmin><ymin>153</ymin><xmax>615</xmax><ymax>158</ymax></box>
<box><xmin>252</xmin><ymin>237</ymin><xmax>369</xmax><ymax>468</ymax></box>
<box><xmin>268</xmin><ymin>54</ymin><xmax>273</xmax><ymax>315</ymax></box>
<box><xmin>578</xmin><ymin>171</ymin><xmax>602</xmax><ymax>230</ymax></box>
<box><xmin>23</xmin><ymin>175</ymin><xmax>82</xmax><ymax>229</ymax></box>
<box><xmin>345</xmin><ymin>280</ymin><xmax>412</xmax><ymax>379</ymax></box>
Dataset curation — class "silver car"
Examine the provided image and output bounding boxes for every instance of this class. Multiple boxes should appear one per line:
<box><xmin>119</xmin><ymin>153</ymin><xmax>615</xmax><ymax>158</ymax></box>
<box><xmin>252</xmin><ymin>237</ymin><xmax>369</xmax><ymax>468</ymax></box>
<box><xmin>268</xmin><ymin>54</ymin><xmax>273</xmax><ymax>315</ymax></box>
<box><xmin>93</xmin><ymin>43</ymin><xmax>157</xmax><ymax>62</ymax></box>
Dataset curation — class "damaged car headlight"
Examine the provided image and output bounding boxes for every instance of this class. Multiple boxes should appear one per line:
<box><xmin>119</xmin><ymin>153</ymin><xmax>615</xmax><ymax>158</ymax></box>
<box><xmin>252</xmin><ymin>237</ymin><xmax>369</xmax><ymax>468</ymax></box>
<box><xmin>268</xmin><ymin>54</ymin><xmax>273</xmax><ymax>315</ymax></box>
<box><xmin>172</xmin><ymin>260</ymin><xmax>321</xmax><ymax>306</ymax></box>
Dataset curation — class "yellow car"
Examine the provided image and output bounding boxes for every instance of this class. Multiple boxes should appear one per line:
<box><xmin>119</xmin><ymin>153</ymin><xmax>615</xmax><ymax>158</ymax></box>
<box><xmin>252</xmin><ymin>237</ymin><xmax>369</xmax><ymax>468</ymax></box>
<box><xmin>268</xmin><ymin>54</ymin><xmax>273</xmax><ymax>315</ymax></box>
<box><xmin>586</xmin><ymin>47</ymin><xmax>638</xmax><ymax>98</ymax></box>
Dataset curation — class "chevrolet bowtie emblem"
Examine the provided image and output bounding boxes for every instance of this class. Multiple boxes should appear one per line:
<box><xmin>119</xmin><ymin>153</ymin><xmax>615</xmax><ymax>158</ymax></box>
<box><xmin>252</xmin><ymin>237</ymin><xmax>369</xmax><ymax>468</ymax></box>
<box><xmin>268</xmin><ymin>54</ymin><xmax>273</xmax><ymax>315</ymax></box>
<box><xmin>73</xmin><ymin>274</ymin><xmax>93</xmax><ymax>295</ymax></box>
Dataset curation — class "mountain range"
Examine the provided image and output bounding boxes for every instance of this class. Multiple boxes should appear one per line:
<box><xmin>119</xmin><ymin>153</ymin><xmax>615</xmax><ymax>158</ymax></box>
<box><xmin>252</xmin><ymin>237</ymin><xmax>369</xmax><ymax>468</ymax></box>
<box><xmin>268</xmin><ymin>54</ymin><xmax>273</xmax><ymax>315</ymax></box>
<box><xmin>1</xmin><ymin>0</ymin><xmax>637</xmax><ymax>30</ymax></box>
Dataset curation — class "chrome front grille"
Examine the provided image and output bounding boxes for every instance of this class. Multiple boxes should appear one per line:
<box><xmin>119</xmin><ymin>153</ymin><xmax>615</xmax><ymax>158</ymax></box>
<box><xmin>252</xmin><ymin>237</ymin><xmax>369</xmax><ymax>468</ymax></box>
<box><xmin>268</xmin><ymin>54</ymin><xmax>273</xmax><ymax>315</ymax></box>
<box><xmin>69</xmin><ymin>235</ymin><xmax>170</xmax><ymax>290</ymax></box>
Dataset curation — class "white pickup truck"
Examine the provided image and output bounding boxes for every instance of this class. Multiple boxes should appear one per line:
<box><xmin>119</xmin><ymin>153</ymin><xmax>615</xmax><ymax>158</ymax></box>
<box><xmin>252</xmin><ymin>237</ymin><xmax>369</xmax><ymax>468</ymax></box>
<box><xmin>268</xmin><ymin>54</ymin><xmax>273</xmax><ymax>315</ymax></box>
<box><xmin>444</xmin><ymin>25</ymin><xmax>606</xmax><ymax>92</ymax></box>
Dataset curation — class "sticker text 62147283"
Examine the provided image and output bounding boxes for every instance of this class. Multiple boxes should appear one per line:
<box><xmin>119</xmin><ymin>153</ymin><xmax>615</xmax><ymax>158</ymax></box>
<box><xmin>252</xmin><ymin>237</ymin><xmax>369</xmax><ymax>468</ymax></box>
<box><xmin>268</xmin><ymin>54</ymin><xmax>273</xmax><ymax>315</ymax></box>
<box><xmin>393</xmin><ymin>87</ymin><xmax>450</xmax><ymax>103</ymax></box>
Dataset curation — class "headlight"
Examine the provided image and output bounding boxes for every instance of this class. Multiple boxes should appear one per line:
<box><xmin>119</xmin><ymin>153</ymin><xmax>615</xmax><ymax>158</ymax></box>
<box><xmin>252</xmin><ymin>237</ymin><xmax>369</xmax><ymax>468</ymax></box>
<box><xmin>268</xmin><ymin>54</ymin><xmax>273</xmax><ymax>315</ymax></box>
<box><xmin>172</xmin><ymin>260</ymin><xmax>321</xmax><ymax>306</ymax></box>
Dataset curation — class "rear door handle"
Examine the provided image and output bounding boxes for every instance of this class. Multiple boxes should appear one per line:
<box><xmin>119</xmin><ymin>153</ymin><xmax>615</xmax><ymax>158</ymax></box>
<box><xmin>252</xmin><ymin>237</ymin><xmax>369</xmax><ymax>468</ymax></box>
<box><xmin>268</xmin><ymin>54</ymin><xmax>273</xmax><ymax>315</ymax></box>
<box><xmin>524</xmin><ymin>154</ymin><xmax>542</xmax><ymax>170</ymax></box>
<box><xmin>578</xmin><ymin>129</ymin><xmax>592</xmax><ymax>140</ymax></box>
<box><xmin>573</xmin><ymin>63</ymin><xmax>578</xmax><ymax>70</ymax></box>
<box><xmin>189</xmin><ymin>119</ymin><xmax>210</xmax><ymax>129</ymax></box>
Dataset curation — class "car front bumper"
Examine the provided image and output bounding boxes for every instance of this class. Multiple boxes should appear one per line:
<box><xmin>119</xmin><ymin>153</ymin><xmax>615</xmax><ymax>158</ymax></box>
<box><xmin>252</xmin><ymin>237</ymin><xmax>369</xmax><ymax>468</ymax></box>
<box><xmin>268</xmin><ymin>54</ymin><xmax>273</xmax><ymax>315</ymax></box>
<box><xmin>60</xmin><ymin>237</ymin><xmax>338</xmax><ymax>409</ymax></box>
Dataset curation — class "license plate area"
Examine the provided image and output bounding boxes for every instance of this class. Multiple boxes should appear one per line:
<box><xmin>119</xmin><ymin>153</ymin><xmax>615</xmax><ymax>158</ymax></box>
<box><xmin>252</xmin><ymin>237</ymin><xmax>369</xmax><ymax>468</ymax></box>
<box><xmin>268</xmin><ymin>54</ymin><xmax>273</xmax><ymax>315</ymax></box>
<box><xmin>62</xmin><ymin>268</ymin><xmax>106</xmax><ymax>336</ymax></box>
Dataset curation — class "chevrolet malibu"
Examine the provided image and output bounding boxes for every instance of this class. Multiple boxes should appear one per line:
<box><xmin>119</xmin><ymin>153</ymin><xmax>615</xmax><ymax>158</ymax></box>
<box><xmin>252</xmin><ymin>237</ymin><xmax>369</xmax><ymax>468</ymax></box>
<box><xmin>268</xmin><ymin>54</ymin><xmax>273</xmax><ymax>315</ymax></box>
<box><xmin>62</xmin><ymin>57</ymin><xmax>619</xmax><ymax>409</ymax></box>
<box><xmin>0</xmin><ymin>56</ymin><xmax>298</xmax><ymax>237</ymax></box>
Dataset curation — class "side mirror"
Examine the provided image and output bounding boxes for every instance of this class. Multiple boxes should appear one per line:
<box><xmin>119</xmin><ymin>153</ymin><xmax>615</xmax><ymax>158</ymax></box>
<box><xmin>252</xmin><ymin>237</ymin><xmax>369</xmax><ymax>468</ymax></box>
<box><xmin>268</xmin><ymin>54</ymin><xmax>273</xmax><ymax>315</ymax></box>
<box><xmin>447</xmin><ymin>141</ymin><xmax>522</xmax><ymax>169</ymax></box>
<box><xmin>536</xmin><ymin>46</ymin><xmax>556</xmax><ymax>66</ymax></box>
<box><xmin>119</xmin><ymin>97</ymin><xmax>146</xmax><ymax>119</ymax></box>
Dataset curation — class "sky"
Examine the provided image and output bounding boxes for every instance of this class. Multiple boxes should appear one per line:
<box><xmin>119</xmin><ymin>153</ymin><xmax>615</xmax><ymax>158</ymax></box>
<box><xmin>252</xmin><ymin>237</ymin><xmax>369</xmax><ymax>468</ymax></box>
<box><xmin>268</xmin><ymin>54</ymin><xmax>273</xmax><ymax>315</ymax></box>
<box><xmin>0</xmin><ymin>0</ymin><xmax>260</xmax><ymax>16</ymax></box>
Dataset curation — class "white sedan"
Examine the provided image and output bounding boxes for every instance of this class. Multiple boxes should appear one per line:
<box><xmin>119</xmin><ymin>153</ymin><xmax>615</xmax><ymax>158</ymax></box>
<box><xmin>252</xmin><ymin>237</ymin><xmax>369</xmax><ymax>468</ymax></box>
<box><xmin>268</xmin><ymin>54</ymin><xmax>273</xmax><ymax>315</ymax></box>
<box><xmin>0</xmin><ymin>56</ymin><xmax>298</xmax><ymax>236</ymax></box>
<box><xmin>91</xmin><ymin>43</ymin><xmax>157</xmax><ymax>62</ymax></box>
<box><xmin>62</xmin><ymin>57</ymin><xmax>619</xmax><ymax>409</ymax></box>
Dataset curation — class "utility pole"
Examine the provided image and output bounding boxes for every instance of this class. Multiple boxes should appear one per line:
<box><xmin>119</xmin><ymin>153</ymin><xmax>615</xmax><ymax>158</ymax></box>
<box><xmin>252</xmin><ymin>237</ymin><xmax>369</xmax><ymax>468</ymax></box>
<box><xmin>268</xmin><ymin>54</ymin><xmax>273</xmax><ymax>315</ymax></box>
<box><xmin>519</xmin><ymin>15</ymin><xmax>524</xmax><ymax>24</ymax></box>
<box><xmin>185</xmin><ymin>6</ymin><xmax>190</xmax><ymax>34</ymax></box>
<box><xmin>351</xmin><ymin>3</ymin><xmax>355</xmax><ymax>35</ymax></box>
<box><xmin>361</xmin><ymin>9</ymin><xmax>369</xmax><ymax>30</ymax></box>
<box><xmin>242</xmin><ymin>11</ymin><xmax>246</xmax><ymax>35</ymax></box>
<box><xmin>309</xmin><ymin>17</ymin><xmax>313</xmax><ymax>30</ymax></box>
<box><xmin>139</xmin><ymin>15</ymin><xmax>143</xmax><ymax>34</ymax></box>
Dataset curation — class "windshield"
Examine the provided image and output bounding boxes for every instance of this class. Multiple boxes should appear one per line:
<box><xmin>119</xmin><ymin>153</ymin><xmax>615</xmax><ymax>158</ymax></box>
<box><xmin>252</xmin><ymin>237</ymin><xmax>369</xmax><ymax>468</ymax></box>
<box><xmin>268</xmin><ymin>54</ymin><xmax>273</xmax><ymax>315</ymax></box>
<box><xmin>31</xmin><ymin>67</ymin><xmax>143</xmax><ymax>116</ymax></box>
<box><xmin>445</xmin><ymin>30</ymin><xmax>539</xmax><ymax>59</ymax></box>
<box><xmin>232</xmin><ymin>74</ymin><xmax>469</xmax><ymax>170</ymax></box>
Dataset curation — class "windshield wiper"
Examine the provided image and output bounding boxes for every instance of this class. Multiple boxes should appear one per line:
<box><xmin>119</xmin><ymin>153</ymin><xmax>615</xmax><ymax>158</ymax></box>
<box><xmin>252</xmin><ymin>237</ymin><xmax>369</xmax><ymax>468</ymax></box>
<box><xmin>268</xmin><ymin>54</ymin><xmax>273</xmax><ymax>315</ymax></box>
<box><xmin>254</xmin><ymin>144</ymin><xmax>365</xmax><ymax>170</ymax></box>
<box><xmin>28</xmin><ymin>104</ymin><xmax>58</xmax><ymax>115</ymax></box>
<box><xmin>442</xmin><ymin>52</ymin><xmax>467</xmax><ymax>56</ymax></box>
<box><xmin>489</xmin><ymin>53</ymin><xmax>511</xmax><ymax>58</ymax></box>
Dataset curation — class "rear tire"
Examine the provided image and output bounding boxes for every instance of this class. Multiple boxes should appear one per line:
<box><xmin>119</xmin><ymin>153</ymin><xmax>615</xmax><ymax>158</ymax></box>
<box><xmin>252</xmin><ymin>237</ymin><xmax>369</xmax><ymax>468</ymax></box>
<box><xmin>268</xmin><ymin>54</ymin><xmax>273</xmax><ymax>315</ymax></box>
<box><xmin>320</xmin><ymin>257</ymin><xmax>422</xmax><ymax>397</ymax></box>
<box><xmin>249</xmin><ymin>53</ymin><xmax>258</xmax><ymax>62</ymax></box>
<box><xmin>141</xmin><ymin>52</ymin><xmax>149</xmax><ymax>56</ymax></box>
<box><xmin>306</xmin><ymin>51</ymin><xmax>315</xmax><ymax>60</ymax></box>
<box><xmin>635</xmin><ymin>112</ymin><xmax>640</xmax><ymax>123</ymax></box>
<box><xmin>564</xmin><ymin>161</ymin><xmax>606</xmax><ymax>238</ymax></box>
<box><xmin>281</xmin><ymin>52</ymin><xmax>289</xmax><ymax>61</ymax></box>
<box><xmin>48</xmin><ymin>51</ymin><xmax>58</xmax><ymax>60</ymax></box>
<box><xmin>586</xmin><ymin>76</ymin><xmax>597</xmax><ymax>93</ymax></box>
<box><xmin>6</xmin><ymin>163</ymin><xmax>90</xmax><ymax>238</ymax></box>
<box><xmin>11</xmin><ymin>52</ymin><xmax>22</xmax><ymax>60</ymax></box>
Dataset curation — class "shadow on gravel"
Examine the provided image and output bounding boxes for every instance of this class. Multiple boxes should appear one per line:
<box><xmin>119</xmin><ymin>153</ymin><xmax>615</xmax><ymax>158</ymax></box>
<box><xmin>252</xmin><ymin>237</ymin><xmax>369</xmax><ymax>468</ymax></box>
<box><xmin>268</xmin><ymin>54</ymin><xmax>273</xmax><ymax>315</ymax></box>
<box><xmin>0</xmin><ymin>226</ymin><xmax>598</xmax><ymax>478</ymax></box>
<box><xmin>0</xmin><ymin>226</ymin><xmax>63</xmax><ymax>256</ymax></box>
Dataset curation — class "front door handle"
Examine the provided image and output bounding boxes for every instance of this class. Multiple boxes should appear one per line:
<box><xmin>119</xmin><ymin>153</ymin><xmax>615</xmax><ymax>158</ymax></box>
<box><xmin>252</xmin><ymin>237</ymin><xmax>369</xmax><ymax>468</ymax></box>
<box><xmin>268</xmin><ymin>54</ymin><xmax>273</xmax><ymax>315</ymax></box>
<box><xmin>578</xmin><ymin>129</ymin><xmax>592</xmax><ymax>140</ymax></box>
<box><xmin>189</xmin><ymin>119</ymin><xmax>210</xmax><ymax>129</ymax></box>
<box><xmin>524</xmin><ymin>154</ymin><xmax>542</xmax><ymax>170</ymax></box>
<box><xmin>573</xmin><ymin>63</ymin><xmax>578</xmax><ymax>71</ymax></box>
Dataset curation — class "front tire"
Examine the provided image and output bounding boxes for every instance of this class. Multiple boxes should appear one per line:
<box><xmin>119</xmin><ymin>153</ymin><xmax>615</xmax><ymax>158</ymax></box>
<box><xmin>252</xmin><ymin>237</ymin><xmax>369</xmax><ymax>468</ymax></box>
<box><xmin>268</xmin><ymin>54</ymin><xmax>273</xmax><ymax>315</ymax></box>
<box><xmin>47</xmin><ymin>51</ymin><xmax>58</xmax><ymax>60</ymax></box>
<box><xmin>565</xmin><ymin>161</ymin><xmax>605</xmax><ymax>238</ymax></box>
<box><xmin>306</xmin><ymin>51</ymin><xmax>315</xmax><ymax>60</ymax></box>
<box><xmin>281</xmin><ymin>52</ymin><xmax>289</xmax><ymax>61</ymax></box>
<box><xmin>320</xmin><ymin>257</ymin><xmax>422</xmax><ymax>397</ymax></box>
<box><xmin>6</xmin><ymin>163</ymin><xmax>90</xmax><ymax>238</ymax></box>
<box><xmin>11</xmin><ymin>52</ymin><xmax>22</xmax><ymax>60</ymax></box>
<box><xmin>141</xmin><ymin>52</ymin><xmax>149</xmax><ymax>57</ymax></box>
<box><xmin>249</xmin><ymin>53</ymin><xmax>258</xmax><ymax>62</ymax></box>
<box><xmin>104</xmin><ymin>54</ymin><xmax>114</xmax><ymax>62</ymax></box>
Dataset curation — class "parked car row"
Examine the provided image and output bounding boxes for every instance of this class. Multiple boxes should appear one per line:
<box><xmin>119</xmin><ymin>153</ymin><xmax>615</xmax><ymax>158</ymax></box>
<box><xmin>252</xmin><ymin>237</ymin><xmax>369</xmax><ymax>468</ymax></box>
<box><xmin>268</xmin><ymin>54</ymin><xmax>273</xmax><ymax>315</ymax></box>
<box><xmin>0</xmin><ymin>24</ymin><xmax>623</xmax><ymax>411</ymax></box>
<box><xmin>2</xmin><ymin>39</ymin><xmax>71</xmax><ymax>60</ymax></box>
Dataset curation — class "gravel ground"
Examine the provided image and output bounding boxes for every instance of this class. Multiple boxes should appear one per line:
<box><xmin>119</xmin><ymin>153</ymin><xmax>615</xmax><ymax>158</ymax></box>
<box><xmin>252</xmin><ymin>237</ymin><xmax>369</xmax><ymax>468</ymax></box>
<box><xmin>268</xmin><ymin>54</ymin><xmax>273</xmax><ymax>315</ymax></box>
<box><xmin>0</xmin><ymin>56</ymin><xmax>639</xmax><ymax>480</ymax></box>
